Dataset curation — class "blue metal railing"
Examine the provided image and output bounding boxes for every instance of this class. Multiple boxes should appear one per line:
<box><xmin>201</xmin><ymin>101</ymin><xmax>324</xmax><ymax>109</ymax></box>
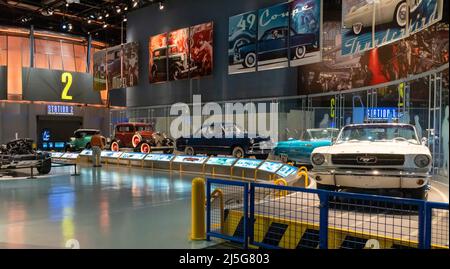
<box><xmin>206</xmin><ymin>178</ymin><xmax>449</xmax><ymax>249</ymax></box>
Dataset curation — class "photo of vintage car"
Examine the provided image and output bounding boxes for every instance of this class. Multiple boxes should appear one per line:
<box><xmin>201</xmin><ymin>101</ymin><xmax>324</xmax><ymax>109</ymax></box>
<box><xmin>110</xmin><ymin>123</ymin><xmax>174</xmax><ymax>153</ymax></box>
<box><xmin>1</xmin><ymin>138</ymin><xmax>51</xmax><ymax>175</ymax></box>
<box><xmin>273</xmin><ymin>128</ymin><xmax>339</xmax><ymax>165</ymax></box>
<box><xmin>176</xmin><ymin>122</ymin><xmax>273</xmax><ymax>158</ymax></box>
<box><xmin>343</xmin><ymin>0</ymin><xmax>408</xmax><ymax>35</ymax></box>
<box><xmin>237</xmin><ymin>26</ymin><xmax>316</xmax><ymax>68</ymax></box>
<box><xmin>65</xmin><ymin>129</ymin><xmax>106</xmax><ymax>152</ymax></box>
<box><xmin>151</xmin><ymin>45</ymin><xmax>194</xmax><ymax>81</ymax></box>
<box><xmin>309</xmin><ymin>123</ymin><xmax>432</xmax><ymax>199</ymax></box>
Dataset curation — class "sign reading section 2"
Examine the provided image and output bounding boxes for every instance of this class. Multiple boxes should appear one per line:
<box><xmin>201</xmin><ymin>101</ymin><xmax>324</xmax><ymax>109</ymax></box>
<box><xmin>22</xmin><ymin>68</ymin><xmax>102</xmax><ymax>105</ymax></box>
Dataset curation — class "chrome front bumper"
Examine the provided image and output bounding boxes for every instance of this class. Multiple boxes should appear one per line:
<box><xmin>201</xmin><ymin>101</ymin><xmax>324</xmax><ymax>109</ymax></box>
<box><xmin>309</xmin><ymin>168</ymin><xmax>431</xmax><ymax>189</ymax></box>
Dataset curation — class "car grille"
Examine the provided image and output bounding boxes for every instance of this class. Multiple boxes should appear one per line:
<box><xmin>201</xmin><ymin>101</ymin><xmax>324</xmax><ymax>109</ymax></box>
<box><xmin>331</xmin><ymin>154</ymin><xmax>405</xmax><ymax>166</ymax></box>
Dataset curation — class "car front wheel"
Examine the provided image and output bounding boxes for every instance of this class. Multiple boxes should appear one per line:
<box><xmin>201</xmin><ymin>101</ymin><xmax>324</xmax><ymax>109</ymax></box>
<box><xmin>295</xmin><ymin>45</ymin><xmax>306</xmax><ymax>59</ymax></box>
<box><xmin>232</xmin><ymin>146</ymin><xmax>245</xmax><ymax>158</ymax></box>
<box><xmin>37</xmin><ymin>158</ymin><xmax>52</xmax><ymax>175</ymax></box>
<box><xmin>243</xmin><ymin>52</ymin><xmax>256</xmax><ymax>68</ymax></box>
<box><xmin>185</xmin><ymin>146</ymin><xmax>195</xmax><ymax>156</ymax></box>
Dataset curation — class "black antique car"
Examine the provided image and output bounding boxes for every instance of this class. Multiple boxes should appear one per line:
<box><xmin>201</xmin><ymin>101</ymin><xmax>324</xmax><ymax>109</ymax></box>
<box><xmin>175</xmin><ymin>123</ymin><xmax>273</xmax><ymax>158</ymax></box>
<box><xmin>236</xmin><ymin>26</ymin><xmax>317</xmax><ymax>68</ymax></box>
<box><xmin>151</xmin><ymin>45</ymin><xmax>193</xmax><ymax>81</ymax></box>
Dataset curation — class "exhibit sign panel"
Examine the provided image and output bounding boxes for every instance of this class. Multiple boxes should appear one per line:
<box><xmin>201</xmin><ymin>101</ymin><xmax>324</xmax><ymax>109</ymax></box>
<box><xmin>257</xmin><ymin>2</ymin><xmax>290</xmax><ymax>71</ymax></box>
<box><xmin>290</xmin><ymin>0</ymin><xmax>322</xmax><ymax>67</ymax></box>
<box><xmin>168</xmin><ymin>28</ymin><xmax>190</xmax><ymax>81</ymax></box>
<box><xmin>276</xmin><ymin>165</ymin><xmax>298</xmax><ymax>178</ymax></box>
<box><xmin>101</xmin><ymin>151</ymin><xmax>123</xmax><ymax>158</ymax></box>
<box><xmin>145</xmin><ymin>154</ymin><xmax>174</xmax><ymax>162</ymax></box>
<box><xmin>342</xmin><ymin>0</ymin><xmax>443</xmax><ymax>56</ymax></box>
<box><xmin>258</xmin><ymin>161</ymin><xmax>284</xmax><ymax>173</ymax></box>
<box><xmin>234</xmin><ymin>159</ymin><xmax>263</xmax><ymax>169</ymax></box>
<box><xmin>149</xmin><ymin>33</ymin><xmax>168</xmax><ymax>83</ymax></box>
<box><xmin>22</xmin><ymin>68</ymin><xmax>102</xmax><ymax>104</ymax></box>
<box><xmin>206</xmin><ymin>157</ymin><xmax>237</xmax><ymax>166</ymax></box>
<box><xmin>228</xmin><ymin>11</ymin><xmax>258</xmax><ymax>74</ymax></box>
<box><xmin>173</xmin><ymin>155</ymin><xmax>208</xmax><ymax>164</ymax></box>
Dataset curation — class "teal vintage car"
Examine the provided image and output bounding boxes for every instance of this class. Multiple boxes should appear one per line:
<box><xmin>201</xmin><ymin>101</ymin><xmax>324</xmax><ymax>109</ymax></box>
<box><xmin>273</xmin><ymin>128</ymin><xmax>339</xmax><ymax>165</ymax></box>
<box><xmin>65</xmin><ymin>129</ymin><xmax>103</xmax><ymax>152</ymax></box>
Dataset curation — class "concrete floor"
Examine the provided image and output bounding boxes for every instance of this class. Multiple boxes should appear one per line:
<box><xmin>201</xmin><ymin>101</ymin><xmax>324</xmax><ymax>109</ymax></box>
<box><xmin>0</xmin><ymin>165</ymin><xmax>217</xmax><ymax>249</ymax></box>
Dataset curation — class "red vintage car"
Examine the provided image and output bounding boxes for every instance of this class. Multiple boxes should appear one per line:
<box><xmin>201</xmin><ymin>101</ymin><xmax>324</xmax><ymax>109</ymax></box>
<box><xmin>110</xmin><ymin>123</ymin><xmax>174</xmax><ymax>153</ymax></box>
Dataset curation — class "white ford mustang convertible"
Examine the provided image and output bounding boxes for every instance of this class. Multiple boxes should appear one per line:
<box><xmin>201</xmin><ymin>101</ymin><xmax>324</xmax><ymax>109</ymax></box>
<box><xmin>309</xmin><ymin>123</ymin><xmax>432</xmax><ymax>199</ymax></box>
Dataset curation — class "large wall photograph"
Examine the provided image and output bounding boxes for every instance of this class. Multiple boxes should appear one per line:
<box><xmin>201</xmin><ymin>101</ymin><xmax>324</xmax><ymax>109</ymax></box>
<box><xmin>290</xmin><ymin>0</ymin><xmax>322</xmax><ymax>67</ymax></box>
<box><xmin>122</xmin><ymin>42</ymin><xmax>139</xmax><ymax>88</ymax></box>
<box><xmin>189</xmin><ymin>22</ymin><xmax>214</xmax><ymax>78</ymax></box>
<box><xmin>257</xmin><ymin>2</ymin><xmax>290</xmax><ymax>71</ymax></box>
<box><xmin>168</xmin><ymin>28</ymin><xmax>190</xmax><ymax>81</ymax></box>
<box><xmin>342</xmin><ymin>0</ymin><xmax>444</xmax><ymax>56</ymax></box>
<box><xmin>93</xmin><ymin>50</ymin><xmax>107</xmax><ymax>92</ymax></box>
<box><xmin>106</xmin><ymin>45</ymin><xmax>122</xmax><ymax>90</ymax></box>
<box><xmin>228</xmin><ymin>11</ymin><xmax>258</xmax><ymax>74</ymax></box>
<box><xmin>149</xmin><ymin>33</ymin><xmax>168</xmax><ymax>83</ymax></box>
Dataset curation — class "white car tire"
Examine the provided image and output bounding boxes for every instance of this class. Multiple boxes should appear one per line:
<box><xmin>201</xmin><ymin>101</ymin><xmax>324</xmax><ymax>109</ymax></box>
<box><xmin>295</xmin><ymin>46</ymin><xmax>306</xmax><ymax>59</ymax></box>
<box><xmin>352</xmin><ymin>23</ymin><xmax>363</xmax><ymax>35</ymax></box>
<box><xmin>243</xmin><ymin>53</ymin><xmax>256</xmax><ymax>68</ymax></box>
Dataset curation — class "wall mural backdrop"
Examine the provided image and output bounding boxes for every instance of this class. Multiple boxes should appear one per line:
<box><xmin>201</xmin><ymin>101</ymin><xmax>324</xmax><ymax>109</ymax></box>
<box><xmin>93</xmin><ymin>42</ymin><xmax>139</xmax><ymax>90</ymax></box>
<box><xmin>228</xmin><ymin>0</ymin><xmax>322</xmax><ymax>74</ymax></box>
<box><xmin>299</xmin><ymin>22</ymin><xmax>449</xmax><ymax>95</ymax></box>
<box><xmin>149</xmin><ymin>21</ymin><xmax>213</xmax><ymax>84</ymax></box>
<box><xmin>342</xmin><ymin>0</ymin><xmax>443</xmax><ymax>56</ymax></box>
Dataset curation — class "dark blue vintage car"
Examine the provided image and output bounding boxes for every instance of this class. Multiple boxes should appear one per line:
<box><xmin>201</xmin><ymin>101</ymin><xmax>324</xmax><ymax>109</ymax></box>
<box><xmin>236</xmin><ymin>26</ymin><xmax>317</xmax><ymax>68</ymax></box>
<box><xmin>175</xmin><ymin>123</ymin><xmax>272</xmax><ymax>158</ymax></box>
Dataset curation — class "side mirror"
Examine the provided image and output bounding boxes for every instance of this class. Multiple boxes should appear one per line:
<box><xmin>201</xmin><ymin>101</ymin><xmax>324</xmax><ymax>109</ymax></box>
<box><xmin>421</xmin><ymin>137</ymin><xmax>428</xmax><ymax>146</ymax></box>
<box><xmin>332</xmin><ymin>137</ymin><xmax>337</xmax><ymax>144</ymax></box>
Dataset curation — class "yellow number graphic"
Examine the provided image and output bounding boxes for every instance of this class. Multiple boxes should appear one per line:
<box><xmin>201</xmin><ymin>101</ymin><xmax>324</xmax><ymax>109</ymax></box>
<box><xmin>61</xmin><ymin>72</ymin><xmax>73</xmax><ymax>101</ymax></box>
<box><xmin>330</xmin><ymin>97</ymin><xmax>336</xmax><ymax>118</ymax></box>
<box><xmin>398</xmin><ymin>83</ymin><xmax>404</xmax><ymax>107</ymax></box>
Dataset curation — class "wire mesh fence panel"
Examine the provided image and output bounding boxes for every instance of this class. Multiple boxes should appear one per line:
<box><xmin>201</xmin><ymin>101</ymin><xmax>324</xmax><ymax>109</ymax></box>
<box><xmin>327</xmin><ymin>194</ymin><xmax>423</xmax><ymax>249</ymax></box>
<box><xmin>251</xmin><ymin>184</ymin><xmax>321</xmax><ymax>249</ymax></box>
<box><xmin>207</xmin><ymin>179</ymin><xmax>248</xmax><ymax>245</ymax></box>
<box><xmin>430</xmin><ymin>207</ymin><xmax>449</xmax><ymax>248</ymax></box>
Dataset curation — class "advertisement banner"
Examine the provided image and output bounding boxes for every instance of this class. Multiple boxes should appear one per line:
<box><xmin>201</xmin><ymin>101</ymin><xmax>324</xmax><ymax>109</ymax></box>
<box><xmin>228</xmin><ymin>11</ymin><xmax>258</xmax><ymax>74</ymax></box>
<box><xmin>149</xmin><ymin>33</ymin><xmax>168</xmax><ymax>83</ymax></box>
<box><xmin>257</xmin><ymin>2</ymin><xmax>290</xmax><ymax>71</ymax></box>
<box><xmin>93</xmin><ymin>50</ymin><xmax>107</xmax><ymax>92</ymax></box>
<box><xmin>168</xmin><ymin>28</ymin><xmax>190</xmax><ymax>81</ymax></box>
<box><xmin>189</xmin><ymin>22</ymin><xmax>213</xmax><ymax>78</ymax></box>
<box><xmin>122</xmin><ymin>42</ymin><xmax>139</xmax><ymax>88</ymax></box>
<box><xmin>106</xmin><ymin>45</ymin><xmax>122</xmax><ymax>90</ymax></box>
<box><xmin>342</xmin><ymin>0</ymin><xmax>444</xmax><ymax>56</ymax></box>
<box><xmin>290</xmin><ymin>0</ymin><xmax>322</xmax><ymax>67</ymax></box>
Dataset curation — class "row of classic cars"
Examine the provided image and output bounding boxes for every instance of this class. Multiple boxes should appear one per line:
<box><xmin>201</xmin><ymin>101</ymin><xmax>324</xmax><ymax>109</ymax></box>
<box><xmin>62</xmin><ymin>121</ymin><xmax>432</xmax><ymax>199</ymax></box>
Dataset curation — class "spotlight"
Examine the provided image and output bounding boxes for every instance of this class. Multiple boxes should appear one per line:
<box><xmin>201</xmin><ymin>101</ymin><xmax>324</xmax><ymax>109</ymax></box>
<box><xmin>116</xmin><ymin>7</ymin><xmax>122</xmax><ymax>13</ymax></box>
<box><xmin>132</xmin><ymin>1</ymin><xmax>138</xmax><ymax>8</ymax></box>
<box><xmin>105</xmin><ymin>13</ymin><xmax>110</xmax><ymax>18</ymax></box>
<box><xmin>124</xmin><ymin>6</ymin><xmax>128</xmax><ymax>11</ymax></box>
<box><xmin>87</xmin><ymin>19</ymin><xmax>92</xmax><ymax>24</ymax></box>
<box><xmin>89</xmin><ymin>14</ymin><xmax>96</xmax><ymax>19</ymax></box>
<box><xmin>159</xmin><ymin>2</ymin><xmax>164</xmax><ymax>10</ymax></box>
<box><xmin>103</xmin><ymin>23</ymin><xmax>108</xmax><ymax>28</ymax></box>
<box><xmin>123</xmin><ymin>17</ymin><xmax>127</xmax><ymax>22</ymax></box>
<box><xmin>98</xmin><ymin>14</ymin><xmax>103</xmax><ymax>20</ymax></box>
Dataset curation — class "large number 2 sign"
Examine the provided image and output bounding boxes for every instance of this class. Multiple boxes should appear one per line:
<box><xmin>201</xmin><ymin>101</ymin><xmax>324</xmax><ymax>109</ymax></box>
<box><xmin>61</xmin><ymin>72</ymin><xmax>73</xmax><ymax>101</ymax></box>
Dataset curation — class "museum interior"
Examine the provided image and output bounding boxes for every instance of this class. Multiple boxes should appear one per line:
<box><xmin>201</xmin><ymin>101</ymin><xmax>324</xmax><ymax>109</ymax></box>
<box><xmin>0</xmin><ymin>0</ymin><xmax>448</xmax><ymax>251</ymax></box>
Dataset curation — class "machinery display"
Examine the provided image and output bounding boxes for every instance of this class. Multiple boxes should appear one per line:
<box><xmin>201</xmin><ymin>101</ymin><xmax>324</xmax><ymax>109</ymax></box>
<box><xmin>309</xmin><ymin>123</ymin><xmax>432</xmax><ymax>199</ymax></box>
<box><xmin>110</xmin><ymin>122</ymin><xmax>174</xmax><ymax>153</ymax></box>
<box><xmin>0</xmin><ymin>138</ymin><xmax>51</xmax><ymax>175</ymax></box>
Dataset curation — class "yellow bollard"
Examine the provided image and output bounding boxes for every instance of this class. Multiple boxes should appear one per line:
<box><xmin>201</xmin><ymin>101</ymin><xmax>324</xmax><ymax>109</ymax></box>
<box><xmin>297</xmin><ymin>170</ymin><xmax>309</xmax><ymax>187</ymax></box>
<box><xmin>191</xmin><ymin>177</ymin><xmax>206</xmax><ymax>240</ymax></box>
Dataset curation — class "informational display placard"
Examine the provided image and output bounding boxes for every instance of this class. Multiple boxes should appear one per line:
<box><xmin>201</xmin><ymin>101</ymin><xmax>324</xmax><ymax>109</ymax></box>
<box><xmin>101</xmin><ymin>151</ymin><xmax>123</xmax><ymax>158</ymax></box>
<box><xmin>50</xmin><ymin>152</ymin><xmax>64</xmax><ymax>158</ymax></box>
<box><xmin>80</xmin><ymin>149</ymin><xmax>93</xmax><ymax>156</ymax></box>
<box><xmin>22</xmin><ymin>68</ymin><xmax>102</xmax><ymax>105</ymax></box>
<box><xmin>234</xmin><ymin>159</ymin><xmax>263</xmax><ymax>169</ymax></box>
<box><xmin>145</xmin><ymin>154</ymin><xmax>174</xmax><ymax>162</ymax></box>
<box><xmin>276</xmin><ymin>165</ymin><xmax>298</xmax><ymax>178</ymax></box>
<box><xmin>61</xmin><ymin>153</ymin><xmax>80</xmax><ymax>159</ymax></box>
<box><xmin>120</xmin><ymin>152</ymin><xmax>147</xmax><ymax>160</ymax></box>
<box><xmin>258</xmin><ymin>161</ymin><xmax>284</xmax><ymax>173</ymax></box>
<box><xmin>206</xmin><ymin>157</ymin><xmax>237</xmax><ymax>166</ymax></box>
<box><xmin>173</xmin><ymin>155</ymin><xmax>208</xmax><ymax>164</ymax></box>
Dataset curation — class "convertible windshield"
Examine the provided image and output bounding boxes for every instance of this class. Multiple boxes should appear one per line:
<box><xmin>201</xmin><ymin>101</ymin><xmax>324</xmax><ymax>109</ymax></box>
<box><xmin>337</xmin><ymin>125</ymin><xmax>420</xmax><ymax>144</ymax></box>
<box><xmin>307</xmin><ymin>129</ymin><xmax>338</xmax><ymax>140</ymax></box>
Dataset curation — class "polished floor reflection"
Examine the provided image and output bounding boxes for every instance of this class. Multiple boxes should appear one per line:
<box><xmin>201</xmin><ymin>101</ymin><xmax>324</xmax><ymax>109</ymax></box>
<box><xmin>0</xmin><ymin>166</ymin><xmax>214</xmax><ymax>249</ymax></box>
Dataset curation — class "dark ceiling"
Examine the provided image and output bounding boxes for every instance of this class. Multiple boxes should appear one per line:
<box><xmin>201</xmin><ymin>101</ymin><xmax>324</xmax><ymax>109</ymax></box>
<box><xmin>0</xmin><ymin>0</ymin><xmax>161</xmax><ymax>45</ymax></box>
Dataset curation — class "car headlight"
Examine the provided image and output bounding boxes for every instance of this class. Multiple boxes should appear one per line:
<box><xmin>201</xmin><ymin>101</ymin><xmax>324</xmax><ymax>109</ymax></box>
<box><xmin>312</xmin><ymin>153</ymin><xmax>325</xmax><ymax>166</ymax></box>
<box><xmin>414</xmin><ymin>154</ymin><xmax>430</xmax><ymax>168</ymax></box>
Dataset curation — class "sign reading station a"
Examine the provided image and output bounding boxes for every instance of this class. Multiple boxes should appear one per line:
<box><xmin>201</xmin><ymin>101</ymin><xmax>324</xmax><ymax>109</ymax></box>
<box><xmin>22</xmin><ymin>67</ymin><xmax>102</xmax><ymax>105</ymax></box>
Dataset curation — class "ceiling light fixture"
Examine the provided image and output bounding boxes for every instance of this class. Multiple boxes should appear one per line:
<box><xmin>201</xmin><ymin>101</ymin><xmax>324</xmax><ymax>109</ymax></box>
<box><xmin>159</xmin><ymin>1</ymin><xmax>164</xmax><ymax>10</ymax></box>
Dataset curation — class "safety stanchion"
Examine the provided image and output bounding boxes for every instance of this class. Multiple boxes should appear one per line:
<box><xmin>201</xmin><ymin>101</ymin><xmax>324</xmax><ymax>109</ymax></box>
<box><xmin>297</xmin><ymin>166</ymin><xmax>309</xmax><ymax>188</ymax></box>
<box><xmin>273</xmin><ymin>178</ymin><xmax>288</xmax><ymax>197</ymax></box>
<box><xmin>191</xmin><ymin>177</ymin><xmax>206</xmax><ymax>240</ymax></box>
